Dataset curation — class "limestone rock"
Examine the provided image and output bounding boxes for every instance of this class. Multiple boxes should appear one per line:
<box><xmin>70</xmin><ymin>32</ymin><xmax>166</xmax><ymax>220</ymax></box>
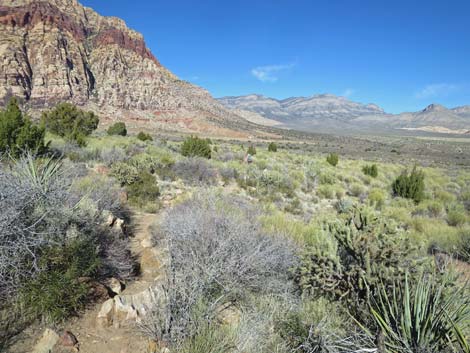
<box><xmin>32</xmin><ymin>329</ymin><xmax>60</xmax><ymax>353</ymax></box>
<box><xmin>96</xmin><ymin>298</ymin><xmax>114</xmax><ymax>327</ymax></box>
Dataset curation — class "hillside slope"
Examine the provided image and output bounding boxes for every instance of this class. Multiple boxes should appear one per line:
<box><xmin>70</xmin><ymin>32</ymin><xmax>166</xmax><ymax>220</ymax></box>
<box><xmin>0</xmin><ymin>0</ymin><xmax>267</xmax><ymax>136</ymax></box>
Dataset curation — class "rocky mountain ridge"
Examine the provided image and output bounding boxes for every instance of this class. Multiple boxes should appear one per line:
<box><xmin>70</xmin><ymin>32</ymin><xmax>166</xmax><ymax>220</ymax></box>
<box><xmin>0</xmin><ymin>0</ymin><xmax>266</xmax><ymax>137</ymax></box>
<box><xmin>219</xmin><ymin>94</ymin><xmax>470</xmax><ymax>135</ymax></box>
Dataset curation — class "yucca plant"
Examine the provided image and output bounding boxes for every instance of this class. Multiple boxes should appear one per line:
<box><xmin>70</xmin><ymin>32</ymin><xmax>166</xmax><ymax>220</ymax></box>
<box><xmin>366</xmin><ymin>272</ymin><xmax>470</xmax><ymax>353</ymax></box>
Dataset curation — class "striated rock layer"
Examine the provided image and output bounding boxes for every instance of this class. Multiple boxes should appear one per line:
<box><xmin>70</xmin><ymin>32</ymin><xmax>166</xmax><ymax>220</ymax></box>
<box><xmin>0</xmin><ymin>0</ymin><xmax>260</xmax><ymax>136</ymax></box>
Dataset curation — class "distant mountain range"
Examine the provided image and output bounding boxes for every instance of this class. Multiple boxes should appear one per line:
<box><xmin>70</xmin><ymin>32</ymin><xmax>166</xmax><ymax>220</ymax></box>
<box><xmin>218</xmin><ymin>94</ymin><xmax>470</xmax><ymax>135</ymax></box>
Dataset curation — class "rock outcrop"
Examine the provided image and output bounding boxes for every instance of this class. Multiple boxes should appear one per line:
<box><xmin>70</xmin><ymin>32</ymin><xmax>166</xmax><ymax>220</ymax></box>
<box><xmin>0</xmin><ymin>0</ymin><xmax>260</xmax><ymax>136</ymax></box>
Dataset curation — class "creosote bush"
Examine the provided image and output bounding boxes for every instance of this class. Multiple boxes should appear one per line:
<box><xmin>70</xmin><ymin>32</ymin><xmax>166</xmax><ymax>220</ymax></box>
<box><xmin>326</xmin><ymin>153</ymin><xmax>339</xmax><ymax>167</ymax></box>
<box><xmin>0</xmin><ymin>98</ymin><xmax>47</xmax><ymax>157</ymax></box>
<box><xmin>392</xmin><ymin>167</ymin><xmax>425</xmax><ymax>203</ymax></box>
<box><xmin>181</xmin><ymin>135</ymin><xmax>212</xmax><ymax>159</ymax></box>
<box><xmin>247</xmin><ymin>145</ymin><xmax>257</xmax><ymax>155</ymax></box>
<box><xmin>362</xmin><ymin>164</ymin><xmax>378</xmax><ymax>178</ymax></box>
<box><xmin>107</xmin><ymin>122</ymin><xmax>127</xmax><ymax>136</ymax></box>
<box><xmin>41</xmin><ymin>102</ymin><xmax>99</xmax><ymax>146</ymax></box>
<box><xmin>268</xmin><ymin>142</ymin><xmax>278</xmax><ymax>152</ymax></box>
<box><xmin>137</xmin><ymin>131</ymin><xmax>153</xmax><ymax>142</ymax></box>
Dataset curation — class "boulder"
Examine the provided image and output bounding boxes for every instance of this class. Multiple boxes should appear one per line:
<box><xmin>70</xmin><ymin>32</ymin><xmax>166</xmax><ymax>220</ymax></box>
<box><xmin>108</xmin><ymin>278</ymin><xmax>124</xmax><ymax>295</ymax></box>
<box><xmin>59</xmin><ymin>331</ymin><xmax>78</xmax><ymax>347</ymax></box>
<box><xmin>32</xmin><ymin>329</ymin><xmax>60</xmax><ymax>353</ymax></box>
<box><xmin>97</xmin><ymin>298</ymin><xmax>115</xmax><ymax>327</ymax></box>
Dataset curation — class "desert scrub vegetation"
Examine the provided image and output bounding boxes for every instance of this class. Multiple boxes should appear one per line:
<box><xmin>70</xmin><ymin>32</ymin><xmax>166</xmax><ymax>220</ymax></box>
<box><xmin>107</xmin><ymin>122</ymin><xmax>127</xmax><ymax>136</ymax></box>
<box><xmin>42</xmin><ymin>102</ymin><xmax>99</xmax><ymax>146</ymax></box>
<box><xmin>0</xmin><ymin>98</ymin><xmax>47</xmax><ymax>157</ymax></box>
<box><xmin>181</xmin><ymin>135</ymin><xmax>212</xmax><ymax>159</ymax></box>
<box><xmin>392</xmin><ymin>166</ymin><xmax>425</xmax><ymax>203</ymax></box>
<box><xmin>140</xmin><ymin>193</ymin><xmax>298</xmax><ymax>347</ymax></box>
<box><xmin>326</xmin><ymin>152</ymin><xmax>339</xmax><ymax>166</ymax></box>
<box><xmin>0</xmin><ymin>153</ymin><xmax>135</xmax><ymax>346</ymax></box>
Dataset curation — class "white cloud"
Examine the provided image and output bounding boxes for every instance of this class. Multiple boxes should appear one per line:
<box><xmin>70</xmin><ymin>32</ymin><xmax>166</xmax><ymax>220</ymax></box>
<box><xmin>341</xmin><ymin>88</ymin><xmax>355</xmax><ymax>98</ymax></box>
<box><xmin>251</xmin><ymin>63</ymin><xmax>296</xmax><ymax>82</ymax></box>
<box><xmin>415</xmin><ymin>83</ymin><xmax>459</xmax><ymax>99</ymax></box>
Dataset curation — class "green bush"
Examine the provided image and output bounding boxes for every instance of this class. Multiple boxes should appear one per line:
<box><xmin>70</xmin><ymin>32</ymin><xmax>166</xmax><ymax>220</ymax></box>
<box><xmin>19</xmin><ymin>238</ymin><xmax>100</xmax><ymax>323</ymax></box>
<box><xmin>127</xmin><ymin>171</ymin><xmax>160</xmax><ymax>207</ymax></box>
<box><xmin>0</xmin><ymin>98</ymin><xmax>47</xmax><ymax>157</ymax></box>
<box><xmin>368</xmin><ymin>188</ymin><xmax>386</xmax><ymax>208</ymax></box>
<box><xmin>447</xmin><ymin>204</ymin><xmax>468</xmax><ymax>227</ymax></box>
<box><xmin>247</xmin><ymin>145</ymin><xmax>257</xmax><ymax>155</ymax></box>
<box><xmin>137</xmin><ymin>131</ymin><xmax>153</xmax><ymax>142</ymax></box>
<box><xmin>107</xmin><ymin>122</ymin><xmax>127</xmax><ymax>136</ymax></box>
<box><xmin>181</xmin><ymin>135</ymin><xmax>212</xmax><ymax>159</ymax></box>
<box><xmin>111</xmin><ymin>162</ymin><xmax>140</xmax><ymax>185</ymax></box>
<box><xmin>326</xmin><ymin>153</ymin><xmax>339</xmax><ymax>167</ymax></box>
<box><xmin>268</xmin><ymin>142</ymin><xmax>278</xmax><ymax>152</ymax></box>
<box><xmin>392</xmin><ymin>167</ymin><xmax>425</xmax><ymax>203</ymax></box>
<box><xmin>41</xmin><ymin>102</ymin><xmax>99</xmax><ymax>146</ymax></box>
<box><xmin>349</xmin><ymin>183</ymin><xmax>365</xmax><ymax>197</ymax></box>
<box><xmin>362</xmin><ymin>164</ymin><xmax>378</xmax><ymax>178</ymax></box>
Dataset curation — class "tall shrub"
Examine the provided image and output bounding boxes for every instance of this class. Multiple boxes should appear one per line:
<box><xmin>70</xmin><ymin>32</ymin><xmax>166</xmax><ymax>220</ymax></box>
<box><xmin>392</xmin><ymin>167</ymin><xmax>425</xmax><ymax>203</ymax></box>
<box><xmin>0</xmin><ymin>98</ymin><xmax>47</xmax><ymax>156</ymax></box>
<box><xmin>181</xmin><ymin>136</ymin><xmax>211</xmax><ymax>159</ymax></box>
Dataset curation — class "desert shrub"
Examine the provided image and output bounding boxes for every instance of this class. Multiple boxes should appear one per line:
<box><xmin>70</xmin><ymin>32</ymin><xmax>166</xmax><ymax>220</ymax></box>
<box><xmin>0</xmin><ymin>97</ymin><xmax>47</xmax><ymax>157</ymax></box>
<box><xmin>296</xmin><ymin>206</ymin><xmax>419</xmax><ymax>314</ymax></box>
<box><xmin>19</xmin><ymin>238</ymin><xmax>100</xmax><ymax>323</ymax></box>
<box><xmin>426</xmin><ymin>200</ymin><xmax>444</xmax><ymax>217</ymax></box>
<box><xmin>100</xmin><ymin>146</ymin><xmax>127</xmax><ymax>166</ymax></box>
<box><xmin>140</xmin><ymin>194</ymin><xmax>297</xmax><ymax>345</ymax></box>
<box><xmin>318</xmin><ymin>171</ymin><xmax>336</xmax><ymax>185</ymax></box>
<box><xmin>368</xmin><ymin>272</ymin><xmax>470</xmax><ymax>353</ymax></box>
<box><xmin>460</xmin><ymin>189</ymin><xmax>470</xmax><ymax>211</ymax></box>
<box><xmin>247</xmin><ymin>145</ymin><xmax>257</xmax><ymax>155</ymax></box>
<box><xmin>326</xmin><ymin>153</ymin><xmax>339</xmax><ymax>167</ymax></box>
<box><xmin>41</xmin><ymin>102</ymin><xmax>99</xmax><ymax>146</ymax></box>
<box><xmin>368</xmin><ymin>188</ymin><xmax>386</xmax><ymax>208</ymax></box>
<box><xmin>447</xmin><ymin>204</ymin><xmax>468</xmax><ymax>227</ymax></box>
<box><xmin>172</xmin><ymin>158</ymin><xmax>217</xmax><ymax>186</ymax></box>
<box><xmin>181</xmin><ymin>136</ymin><xmax>211</xmax><ymax>159</ymax></box>
<box><xmin>317</xmin><ymin>184</ymin><xmax>336</xmax><ymax>199</ymax></box>
<box><xmin>435</xmin><ymin>189</ymin><xmax>456</xmax><ymax>204</ymax></box>
<box><xmin>126</xmin><ymin>171</ymin><xmax>160</xmax><ymax>207</ymax></box>
<box><xmin>219</xmin><ymin>166</ymin><xmax>238</xmax><ymax>183</ymax></box>
<box><xmin>459</xmin><ymin>228</ymin><xmax>470</xmax><ymax>262</ymax></box>
<box><xmin>107</xmin><ymin>122</ymin><xmax>127</xmax><ymax>136</ymax></box>
<box><xmin>392</xmin><ymin>166</ymin><xmax>425</xmax><ymax>203</ymax></box>
<box><xmin>0</xmin><ymin>154</ymin><xmax>134</xmax><ymax>327</ymax></box>
<box><xmin>268</xmin><ymin>142</ymin><xmax>278</xmax><ymax>152</ymax></box>
<box><xmin>276</xmin><ymin>297</ymin><xmax>372</xmax><ymax>352</ymax></box>
<box><xmin>362</xmin><ymin>164</ymin><xmax>378</xmax><ymax>178</ymax></box>
<box><xmin>111</xmin><ymin>162</ymin><xmax>140</xmax><ymax>185</ymax></box>
<box><xmin>137</xmin><ymin>131</ymin><xmax>153</xmax><ymax>142</ymax></box>
<box><xmin>349</xmin><ymin>183</ymin><xmax>366</xmax><ymax>197</ymax></box>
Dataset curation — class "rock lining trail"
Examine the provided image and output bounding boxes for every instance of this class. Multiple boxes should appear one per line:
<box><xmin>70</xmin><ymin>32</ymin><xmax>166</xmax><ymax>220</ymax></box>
<box><xmin>8</xmin><ymin>212</ymin><xmax>163</xmax><ymax>353</ymax></box>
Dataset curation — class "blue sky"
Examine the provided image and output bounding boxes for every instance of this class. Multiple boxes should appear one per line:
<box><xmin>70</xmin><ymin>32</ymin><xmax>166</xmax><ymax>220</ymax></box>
<box><xmin>81</xmin><ymin>0</ymin><xmax>470</xmax><ymax>113</ymax></box>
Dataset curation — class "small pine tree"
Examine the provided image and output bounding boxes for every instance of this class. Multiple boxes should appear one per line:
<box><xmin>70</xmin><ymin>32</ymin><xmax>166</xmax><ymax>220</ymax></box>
<box><xmin>247</xmin><ymin>145</ymin><xmax>257</xmax><ymax>155</ymax></box>
<box><xmin>392</xmin><ymin>167</ymin><xmax>425</xmax><ymax>203</ymax></box>
<box><xmin>41</xmin><ymin>102</ymin><xmax>99</xmax><ymax>146</ymax></box>
<box><xmin>326</xmin><ymin>153</ymin><xmax>339</xmax><ymax>167</ymax></box>
<box><xmin>362</xmin><ymin>164</ymin><xmax>378</xmax><ymax>178</ymax></box>
<box><xmin>268</xmin><ymin>142</ymin><xmax>278</xmax><ymax>152</ymax></box>
<box><xmin>107</xmin><ymin>122</ymin><xmax>127</xmax><ymax>136</ymax></box>
<box><xmin>137</xmin><ymin>132</ymin><xmax>153</xmax><ymax>142</ymax></box>
<box><xmin>181</xmin><ymin>135</ymin><xmax>212</xmax><ymax>159</ymax></box>
<box><xmin>0</xmin><ymin>97</ymin><xmax>47</xmax><ymax>156</ymax></box>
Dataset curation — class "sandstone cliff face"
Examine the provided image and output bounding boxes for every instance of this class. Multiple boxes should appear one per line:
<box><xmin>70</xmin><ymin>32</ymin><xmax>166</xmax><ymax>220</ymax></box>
<box><xmin>0</xmin><ymin>0</ymin><xmax>254</xmax><ymax>135</ymax></box>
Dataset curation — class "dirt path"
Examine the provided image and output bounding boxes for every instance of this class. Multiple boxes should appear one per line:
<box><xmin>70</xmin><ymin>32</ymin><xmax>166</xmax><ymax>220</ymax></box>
<box><xmin>7</xmin><ymin>212</ymin><xmax>161</xmax><ymax>353</ymax></box>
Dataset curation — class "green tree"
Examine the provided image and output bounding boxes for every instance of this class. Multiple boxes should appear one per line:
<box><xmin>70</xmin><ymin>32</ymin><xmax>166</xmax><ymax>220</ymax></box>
<box><xmin>41</xmin><ymin>103</ymin><xmax>99</xmax><ymax>146</ymax></box>
<box><xmin>181</xmin><ymin>135</ymin><xmax>212</xmax><ymax>159</ymax></box>
<box><xmin>0</xmin><ymin>98</ymin><xmax>47</xmax><ymax>156</ymax></box>
<box><xmin>107</xmin><ymin>122</ymin><xmax>127</xmax><ymax>136</ymax></box>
